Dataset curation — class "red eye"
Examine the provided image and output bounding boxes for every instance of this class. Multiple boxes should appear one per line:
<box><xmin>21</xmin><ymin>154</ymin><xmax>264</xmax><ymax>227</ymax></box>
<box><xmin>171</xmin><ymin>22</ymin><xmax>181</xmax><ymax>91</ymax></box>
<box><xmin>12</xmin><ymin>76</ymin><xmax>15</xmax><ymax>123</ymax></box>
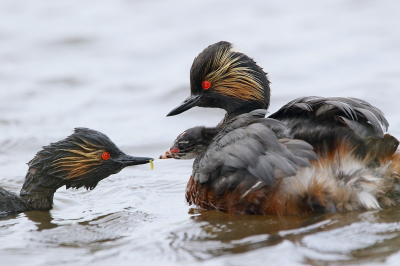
<box><xmin>102</xmin><ymin>152</ymin><xmax>110</xmax><ymax>160</ymax></box>
<box><xmin>202</xmin><ymin>81</ymin><xmax>211</xmax><ymax>90</ymax></box>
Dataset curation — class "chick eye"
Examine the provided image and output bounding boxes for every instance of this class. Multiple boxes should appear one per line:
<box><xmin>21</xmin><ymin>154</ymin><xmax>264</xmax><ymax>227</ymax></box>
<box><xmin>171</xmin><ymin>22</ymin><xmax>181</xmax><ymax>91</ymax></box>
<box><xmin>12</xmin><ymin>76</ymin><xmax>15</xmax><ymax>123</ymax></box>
<box><xmin>202</xmin><ymin>81</ymin><xmax>211</xmax><ymax>90</ymax></box>
<box><xmin>102</xmin><ymin>152</ymin><xmax>110</xmax><ymax>160</ymax></box>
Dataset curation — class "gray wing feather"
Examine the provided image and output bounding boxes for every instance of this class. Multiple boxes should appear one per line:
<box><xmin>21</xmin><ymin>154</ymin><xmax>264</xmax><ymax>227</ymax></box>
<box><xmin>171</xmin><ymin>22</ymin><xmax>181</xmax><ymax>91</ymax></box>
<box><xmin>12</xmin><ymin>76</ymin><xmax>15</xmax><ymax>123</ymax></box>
<box><xmin>353</xmin><ymin>107</ymin><xmax>384</xmax><ymax>135</ymax></box>
<box><xmin>339</xmin><ymin>116</ymin><xmax>380</xmax><ymax>138</ymax></box>
<box><xmin>324</xmin><ymin>100</ymin><xmax>357</xmax><ymax>120</ymax></box>
<box><xmin>193</xmin><ymin>110</ymin><xmax>318</xmax><ymax>186</ymax></box>
<box><xmin>272</xmin><ymin>96</ymin><xmax>389</xmax><ymax>138</ymax></box>
<box><xmin>293</xmin><ymin>102</ymin><xmax>313</xmax><ymax>111</ymax></box>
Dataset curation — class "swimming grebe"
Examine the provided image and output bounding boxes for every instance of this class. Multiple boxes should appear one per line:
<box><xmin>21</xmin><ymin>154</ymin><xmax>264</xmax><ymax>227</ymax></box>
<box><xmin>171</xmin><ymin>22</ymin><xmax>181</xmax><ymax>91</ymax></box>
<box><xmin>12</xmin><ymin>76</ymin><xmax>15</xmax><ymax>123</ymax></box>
<box><xmin>166</xmin><ymin>41</ymin><xmax>400</xmax><ymax>215</ymax></box>
<box><xmin>161</xmin><ymin>110</ymin><xmax>328</xmax><ymax>214</ymax></box>
<box><xmin>0</xmin><ymin>128</ymin><xmax>153</xmax><ymax>217</ymax></box>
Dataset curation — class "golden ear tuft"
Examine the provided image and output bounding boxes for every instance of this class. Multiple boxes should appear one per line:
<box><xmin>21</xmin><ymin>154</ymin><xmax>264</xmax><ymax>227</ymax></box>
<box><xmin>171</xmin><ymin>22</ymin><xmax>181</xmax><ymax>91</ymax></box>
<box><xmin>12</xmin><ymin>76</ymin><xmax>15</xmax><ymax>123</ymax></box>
<box><xmin>203</xmin><ymin>46</ymin><xmax>264</xmax><ymax>102</ymax></box>
<box><xmin>50</xmin><ymin>142</ymin><xmax>103</xmax><ymax>180</ymax></box>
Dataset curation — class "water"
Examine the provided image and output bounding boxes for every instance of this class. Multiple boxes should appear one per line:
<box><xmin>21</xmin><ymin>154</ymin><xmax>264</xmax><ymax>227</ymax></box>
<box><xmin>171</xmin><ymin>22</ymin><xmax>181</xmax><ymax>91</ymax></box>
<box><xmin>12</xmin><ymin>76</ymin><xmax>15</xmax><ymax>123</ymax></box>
<box><xmin>0</xmin><ymin>0</ymin><xmax>399</xmax><ymax>265</ymax></box>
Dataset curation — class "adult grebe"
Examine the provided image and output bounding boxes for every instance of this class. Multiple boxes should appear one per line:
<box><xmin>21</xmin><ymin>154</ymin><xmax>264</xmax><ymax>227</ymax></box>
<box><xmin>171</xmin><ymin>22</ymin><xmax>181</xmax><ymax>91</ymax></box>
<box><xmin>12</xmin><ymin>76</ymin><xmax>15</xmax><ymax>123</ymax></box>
<box><xmin>165</xmin><ymin>41</ymin><xmax>400</xmax><ymax>215</ymax></box>
<box><xmin>0</xmin><ymin>128</ymin><xmax>152</xmax><ymax>217</ymax></box>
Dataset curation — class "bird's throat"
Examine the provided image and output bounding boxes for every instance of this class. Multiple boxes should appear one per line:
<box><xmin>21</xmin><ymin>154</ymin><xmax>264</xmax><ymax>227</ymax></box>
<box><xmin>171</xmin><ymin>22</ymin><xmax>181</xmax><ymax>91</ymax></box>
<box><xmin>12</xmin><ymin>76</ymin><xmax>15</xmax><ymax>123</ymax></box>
<box><xmin>19</xmin><ymin>170</ymin><xmax>64</xmax><ymax>211</ymax></box>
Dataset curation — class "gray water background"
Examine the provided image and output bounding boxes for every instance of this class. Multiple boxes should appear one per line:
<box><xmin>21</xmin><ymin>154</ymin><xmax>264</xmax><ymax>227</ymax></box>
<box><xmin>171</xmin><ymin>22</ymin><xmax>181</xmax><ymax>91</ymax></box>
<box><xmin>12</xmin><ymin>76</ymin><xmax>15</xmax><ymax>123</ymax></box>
<box><xmin>1</xmin><ymin>0</ymin><xmax>400</xmax><ymax>265</ymax></box>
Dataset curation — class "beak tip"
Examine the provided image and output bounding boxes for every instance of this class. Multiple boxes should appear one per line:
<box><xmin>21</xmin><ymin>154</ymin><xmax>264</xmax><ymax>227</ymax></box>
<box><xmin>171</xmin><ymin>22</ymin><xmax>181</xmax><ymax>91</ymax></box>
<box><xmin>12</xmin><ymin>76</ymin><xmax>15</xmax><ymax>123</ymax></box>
<box><xmin>166</xmin><ymin>108</ymin><xmax>180</xmax><ymax>117</ymax></box>
<box><xmin>123</xmin><ymin>156</ymin><xmax>154</xmax><ymax>166</ymax></box>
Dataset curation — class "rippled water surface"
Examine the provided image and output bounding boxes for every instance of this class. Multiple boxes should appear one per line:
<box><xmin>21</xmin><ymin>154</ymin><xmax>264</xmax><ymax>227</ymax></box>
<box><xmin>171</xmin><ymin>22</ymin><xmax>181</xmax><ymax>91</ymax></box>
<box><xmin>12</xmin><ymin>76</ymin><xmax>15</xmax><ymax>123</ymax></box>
<box><xmin>1</xmin><ymin>0</ymin><xmax>400</xmax><ymax>265</ymax></box>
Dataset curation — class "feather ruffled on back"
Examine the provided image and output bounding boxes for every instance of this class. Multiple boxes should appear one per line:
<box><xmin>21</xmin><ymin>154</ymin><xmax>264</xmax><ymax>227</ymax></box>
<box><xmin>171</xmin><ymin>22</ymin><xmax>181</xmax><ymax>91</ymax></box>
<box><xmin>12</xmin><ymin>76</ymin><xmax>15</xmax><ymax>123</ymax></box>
<box><xmin>270</xmin><ymin>96</ymin><xmax>389</xmax><ymax>138</ymax></box>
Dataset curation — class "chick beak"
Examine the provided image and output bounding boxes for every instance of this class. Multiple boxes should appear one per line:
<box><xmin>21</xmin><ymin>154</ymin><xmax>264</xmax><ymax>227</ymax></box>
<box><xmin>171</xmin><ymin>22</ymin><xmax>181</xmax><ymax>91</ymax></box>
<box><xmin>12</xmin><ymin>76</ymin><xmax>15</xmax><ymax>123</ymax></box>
<box><xmin>159</xmin><ymin>148</ymin><xmax>179</xmax><ymax>159</ymax></box>
<box><xmin>167</xmin><ymin>94</ymin><xmax>202</xmax><ymax>116</ymax></box>
<box><xmin>116</xmin><ymin>153</ymin><xmax>153</xmax><ymax>166</ymax></box>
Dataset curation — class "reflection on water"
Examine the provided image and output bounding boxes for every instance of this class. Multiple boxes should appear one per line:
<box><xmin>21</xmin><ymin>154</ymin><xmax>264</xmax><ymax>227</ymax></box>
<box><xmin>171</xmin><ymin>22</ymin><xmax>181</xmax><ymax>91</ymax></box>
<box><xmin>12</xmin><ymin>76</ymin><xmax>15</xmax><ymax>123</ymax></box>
<box><xmin>1</xmin><ymin>0</ymin><xmax>400</xmax><ymax>265</ymax></box>
<box><xmin>165</xmin><ymin>209</ymin><xmax>400</xmax><ymax>265</ymax></box>
<box><xmin>170</xmin><ymin>209</ymin><xmax>314</xmax><ymax>258</ymax></box>
<box><xmin>24</xmin><ymin>211</ymin><xmax>58</xmax><ymax>231</ymax></box>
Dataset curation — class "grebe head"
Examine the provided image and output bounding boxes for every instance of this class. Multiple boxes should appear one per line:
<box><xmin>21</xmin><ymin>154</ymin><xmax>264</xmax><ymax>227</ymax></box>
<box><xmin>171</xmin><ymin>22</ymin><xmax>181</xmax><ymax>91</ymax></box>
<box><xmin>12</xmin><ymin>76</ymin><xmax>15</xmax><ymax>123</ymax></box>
<box><xmin>27</xmin><ymin>128</ymin><xmax>153</xmax><ymax>190</ymax></box>
<box><xmin>167</xmin><ymin>41</ymin><xmax>271</xmax><ymax>117</ymax></box>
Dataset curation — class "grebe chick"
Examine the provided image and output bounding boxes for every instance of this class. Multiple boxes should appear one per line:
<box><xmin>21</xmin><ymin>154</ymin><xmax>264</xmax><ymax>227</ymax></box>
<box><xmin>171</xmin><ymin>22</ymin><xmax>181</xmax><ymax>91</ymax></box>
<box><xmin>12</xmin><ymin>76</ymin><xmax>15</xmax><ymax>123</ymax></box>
<box><xmin>166</xmin><ymin>41</ymin><xmax>400</xmax><ymax>215</ymax></box>
<box><xmin>0</xmin><ymin>128</ymin><xmax>153</xmax><ymax>217</ymax></box>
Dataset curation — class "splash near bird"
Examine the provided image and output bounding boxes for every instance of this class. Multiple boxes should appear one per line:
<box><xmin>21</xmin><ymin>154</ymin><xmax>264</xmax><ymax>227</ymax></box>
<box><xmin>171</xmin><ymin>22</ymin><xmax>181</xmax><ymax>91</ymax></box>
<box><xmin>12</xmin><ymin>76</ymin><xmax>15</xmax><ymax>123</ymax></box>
<box><xmin>0</xmin><ymin>128</ymin><xmax>153</xmax><ymax>217</ymax></box>
<box><xmin>164</xmin><ymin>41</ymin><xmax>400</xmax><ymax>215</ymax></box>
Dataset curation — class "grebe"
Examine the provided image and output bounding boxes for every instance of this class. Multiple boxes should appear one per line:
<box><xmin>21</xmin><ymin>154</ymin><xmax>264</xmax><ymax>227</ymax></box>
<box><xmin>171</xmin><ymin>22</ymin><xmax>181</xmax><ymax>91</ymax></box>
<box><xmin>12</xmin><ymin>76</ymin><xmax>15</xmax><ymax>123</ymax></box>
<box><xmin>165</xmin><ymin>41</ymin><xmax>400</xmax><ymax>215</ymax></box>
<box><xmin>0</xmin><ymin>128</ymin><xmax>153</xmax><ymax>217</ymax></box>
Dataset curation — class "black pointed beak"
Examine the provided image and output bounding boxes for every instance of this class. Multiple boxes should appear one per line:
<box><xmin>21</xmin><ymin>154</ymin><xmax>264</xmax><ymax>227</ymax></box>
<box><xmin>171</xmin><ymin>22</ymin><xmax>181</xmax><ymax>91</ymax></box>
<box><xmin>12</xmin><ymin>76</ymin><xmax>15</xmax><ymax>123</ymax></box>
<box><xmin>115</xmin><ymin>154</ymin><xmax>153</xmax><ymax>166</ymax></box>
<box><xmin>166</xmin><ymin>94</ymin><xmax>202</xmax><ymax>117</ymax></box>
